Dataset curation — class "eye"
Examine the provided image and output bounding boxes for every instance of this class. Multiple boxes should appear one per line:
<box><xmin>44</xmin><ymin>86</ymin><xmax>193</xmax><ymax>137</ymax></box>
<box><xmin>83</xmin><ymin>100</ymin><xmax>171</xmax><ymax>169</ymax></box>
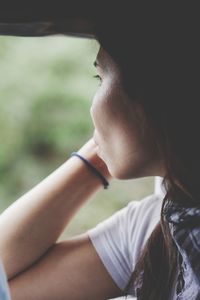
<box><xmin>93</xmin><ymin>74</ymin><xmax>102</xmax><ymax>85</ymax></box>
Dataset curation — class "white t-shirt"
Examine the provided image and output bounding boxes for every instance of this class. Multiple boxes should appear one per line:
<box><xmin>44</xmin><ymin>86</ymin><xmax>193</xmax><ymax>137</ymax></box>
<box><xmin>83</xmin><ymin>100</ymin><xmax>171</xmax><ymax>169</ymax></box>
<box><xmin>87</xmin><ymin>194</ymin><xmax>177</xmax><ymax>299</ymax></box>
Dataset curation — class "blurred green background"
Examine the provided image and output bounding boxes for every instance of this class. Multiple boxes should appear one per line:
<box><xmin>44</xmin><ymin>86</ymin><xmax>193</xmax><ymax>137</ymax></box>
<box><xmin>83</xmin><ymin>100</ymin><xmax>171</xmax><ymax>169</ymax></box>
<box><xmin>0</xmin><ymin>35</ymin><xmax>154</xmax><ymax>239</ymax></box>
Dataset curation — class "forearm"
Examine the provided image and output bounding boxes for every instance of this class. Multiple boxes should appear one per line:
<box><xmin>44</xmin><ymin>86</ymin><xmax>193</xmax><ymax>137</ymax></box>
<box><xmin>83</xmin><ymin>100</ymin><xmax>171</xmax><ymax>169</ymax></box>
<box><xmin>0</xmin><ymin>139</ymin><xmax>110</xmax><ymax>279</ymax></box>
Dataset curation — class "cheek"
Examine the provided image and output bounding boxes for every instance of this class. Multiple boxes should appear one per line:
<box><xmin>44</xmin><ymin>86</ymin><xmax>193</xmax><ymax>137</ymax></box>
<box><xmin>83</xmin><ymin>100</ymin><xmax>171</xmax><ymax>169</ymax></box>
<box><xmin>90</xmin><ymin>84</ymin><xmax>159</xmax><ymax>178</ymax></box>
<box><xmin>90</xmin><ymin>84</ymin><xmax>141</xmax><ymax>154</ymax></box>
<box><xmin>90</xmin><ymin>85</ymin><xmax>114</xmax><ymax>137</ymax></box>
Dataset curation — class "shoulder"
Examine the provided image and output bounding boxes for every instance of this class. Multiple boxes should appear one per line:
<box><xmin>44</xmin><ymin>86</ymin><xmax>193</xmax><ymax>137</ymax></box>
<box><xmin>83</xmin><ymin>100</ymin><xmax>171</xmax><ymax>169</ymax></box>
<box><xmin>89</xmin><ymin>192</ymin><xmax>163</xmax><ymax>262</ymax></box>
<box><xmin>124</xmin><ymin>194</ymin><xmax>163</xmax><ymax>262</ymax></box>
<box><xmin>126</xmin><ymin>193</ymin><xmax>162</xmax><ymax>216</ymax></box>
<box><xmin>87</xmin><ymin>194</ymin><xmax>163</xmax><ymax>293</ymax></box>
<box><xmin>88</xmin><ymin>193</ymin><xmax>163</xmax><ymax>244</ymax></box>
<box><xmin>126</xmin><ymin>193</ymin><xmax>163</xmax><ymax>233</ymax></box>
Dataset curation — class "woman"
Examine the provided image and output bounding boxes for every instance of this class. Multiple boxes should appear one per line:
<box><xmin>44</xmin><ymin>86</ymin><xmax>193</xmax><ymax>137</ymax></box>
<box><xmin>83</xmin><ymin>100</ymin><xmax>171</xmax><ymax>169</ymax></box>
<box><xmin>0</xmin><ymin>4</ymin><xmax>199</xmax><ymax>300</ymax></box>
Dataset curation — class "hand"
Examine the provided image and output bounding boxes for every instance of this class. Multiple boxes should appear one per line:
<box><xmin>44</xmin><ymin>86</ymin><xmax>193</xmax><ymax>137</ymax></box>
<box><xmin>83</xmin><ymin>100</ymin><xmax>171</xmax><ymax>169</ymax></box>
<box><xmin>78</xmin><ymin>138</ymin><xmax>112</xmax><ymax>180</ymax></box>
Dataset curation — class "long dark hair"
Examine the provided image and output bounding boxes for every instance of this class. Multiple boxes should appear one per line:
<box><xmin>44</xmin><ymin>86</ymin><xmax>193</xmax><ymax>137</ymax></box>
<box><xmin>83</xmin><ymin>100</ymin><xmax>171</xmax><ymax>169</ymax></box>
<box><xmin>93</xmin><ymin>4</ymin><xmax>200</xmax><ymax>299</ymax></box>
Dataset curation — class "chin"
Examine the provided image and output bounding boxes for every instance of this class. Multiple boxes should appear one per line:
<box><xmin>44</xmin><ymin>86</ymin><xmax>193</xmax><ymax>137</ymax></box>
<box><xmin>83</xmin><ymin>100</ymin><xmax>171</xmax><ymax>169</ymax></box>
<box><xmin>108</xmin><ymin>166</ymin><xmax>132</xmax><ymax>180</ymax></box>
<box><xmin>108</xmin><ymin>163</ymin><xmax>153</xmax><ymax>180</ymax></box>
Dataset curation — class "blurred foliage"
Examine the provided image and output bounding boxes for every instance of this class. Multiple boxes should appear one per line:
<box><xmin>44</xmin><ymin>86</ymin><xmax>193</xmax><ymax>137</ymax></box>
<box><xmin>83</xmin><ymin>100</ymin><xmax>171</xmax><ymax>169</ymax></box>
<box><xmin>0</xmin><ymin>36</ymin><xmax>98</xmax><ymax>206</ymax></box>
<box><xmin>0</xmin><ymin>35</ymin><xmax>154</xmax><ymax>235</ymax></box>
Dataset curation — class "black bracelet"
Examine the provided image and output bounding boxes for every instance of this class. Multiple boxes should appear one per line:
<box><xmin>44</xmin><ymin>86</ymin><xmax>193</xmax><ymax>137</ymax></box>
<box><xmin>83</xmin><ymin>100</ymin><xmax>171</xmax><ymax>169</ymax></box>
<box><xmin>71</xmin><ymin>152</ymin><xmax>109</xmax><ymax>189</ymax></box>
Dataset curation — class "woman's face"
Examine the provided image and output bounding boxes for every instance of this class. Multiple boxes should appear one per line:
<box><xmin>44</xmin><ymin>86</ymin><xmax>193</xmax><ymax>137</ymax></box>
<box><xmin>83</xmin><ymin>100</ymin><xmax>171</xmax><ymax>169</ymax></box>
<box><xmin>90</xmin><ymin>47</ymin><xmax>165</xmax><ymax>179</ymax></box>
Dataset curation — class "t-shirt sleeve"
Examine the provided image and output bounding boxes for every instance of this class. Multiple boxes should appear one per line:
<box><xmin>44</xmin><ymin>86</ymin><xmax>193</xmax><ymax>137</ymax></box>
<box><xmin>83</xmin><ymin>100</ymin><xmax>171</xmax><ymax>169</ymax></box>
<box><xmin>87</xmin><ymin>194</ymin><xmax>162</xmax><ymax>293</ymax></box>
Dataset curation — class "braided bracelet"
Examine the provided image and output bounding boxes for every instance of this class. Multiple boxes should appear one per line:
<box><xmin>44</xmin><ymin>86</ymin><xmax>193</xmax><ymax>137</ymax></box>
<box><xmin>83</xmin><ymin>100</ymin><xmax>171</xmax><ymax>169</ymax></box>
<box><xmin>71</xmin><ymin>152</ymin><xmax>109</xmax><ymax>189</ymax></box>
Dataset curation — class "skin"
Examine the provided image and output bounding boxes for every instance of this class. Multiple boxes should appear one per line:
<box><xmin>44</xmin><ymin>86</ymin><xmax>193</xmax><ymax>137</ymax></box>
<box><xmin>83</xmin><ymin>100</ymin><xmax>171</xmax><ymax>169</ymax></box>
<box><xmin>0</xmin><ymin>45</ymin><xmax>165</xmax><ymax>300</ymax></box>
<box><xmin>91</xmin><ymin>46</ymin><xmax>165</xmax><ymax>179</ymax></box>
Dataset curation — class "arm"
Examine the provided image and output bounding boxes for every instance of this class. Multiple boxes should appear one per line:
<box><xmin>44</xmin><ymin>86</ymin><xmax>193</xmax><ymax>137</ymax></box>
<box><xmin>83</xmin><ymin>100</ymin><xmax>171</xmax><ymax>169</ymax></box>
<box><xmin>0</xmin><ymin>139</ymin><xmax>111</xmax><ymax>280</ymax></box>
<box><xmin>9</xmin><ymin>234</ymin><xmax>124</xmax><ymax>300</ymax></box>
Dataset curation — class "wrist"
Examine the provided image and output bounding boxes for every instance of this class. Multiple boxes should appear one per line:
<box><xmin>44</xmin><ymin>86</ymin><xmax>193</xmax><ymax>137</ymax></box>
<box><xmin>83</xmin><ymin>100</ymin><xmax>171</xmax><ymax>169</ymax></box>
<box><xmin>77</xmin><ymin>139</ymin><xmax>112</xmax><ymax>181</ymax></box>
